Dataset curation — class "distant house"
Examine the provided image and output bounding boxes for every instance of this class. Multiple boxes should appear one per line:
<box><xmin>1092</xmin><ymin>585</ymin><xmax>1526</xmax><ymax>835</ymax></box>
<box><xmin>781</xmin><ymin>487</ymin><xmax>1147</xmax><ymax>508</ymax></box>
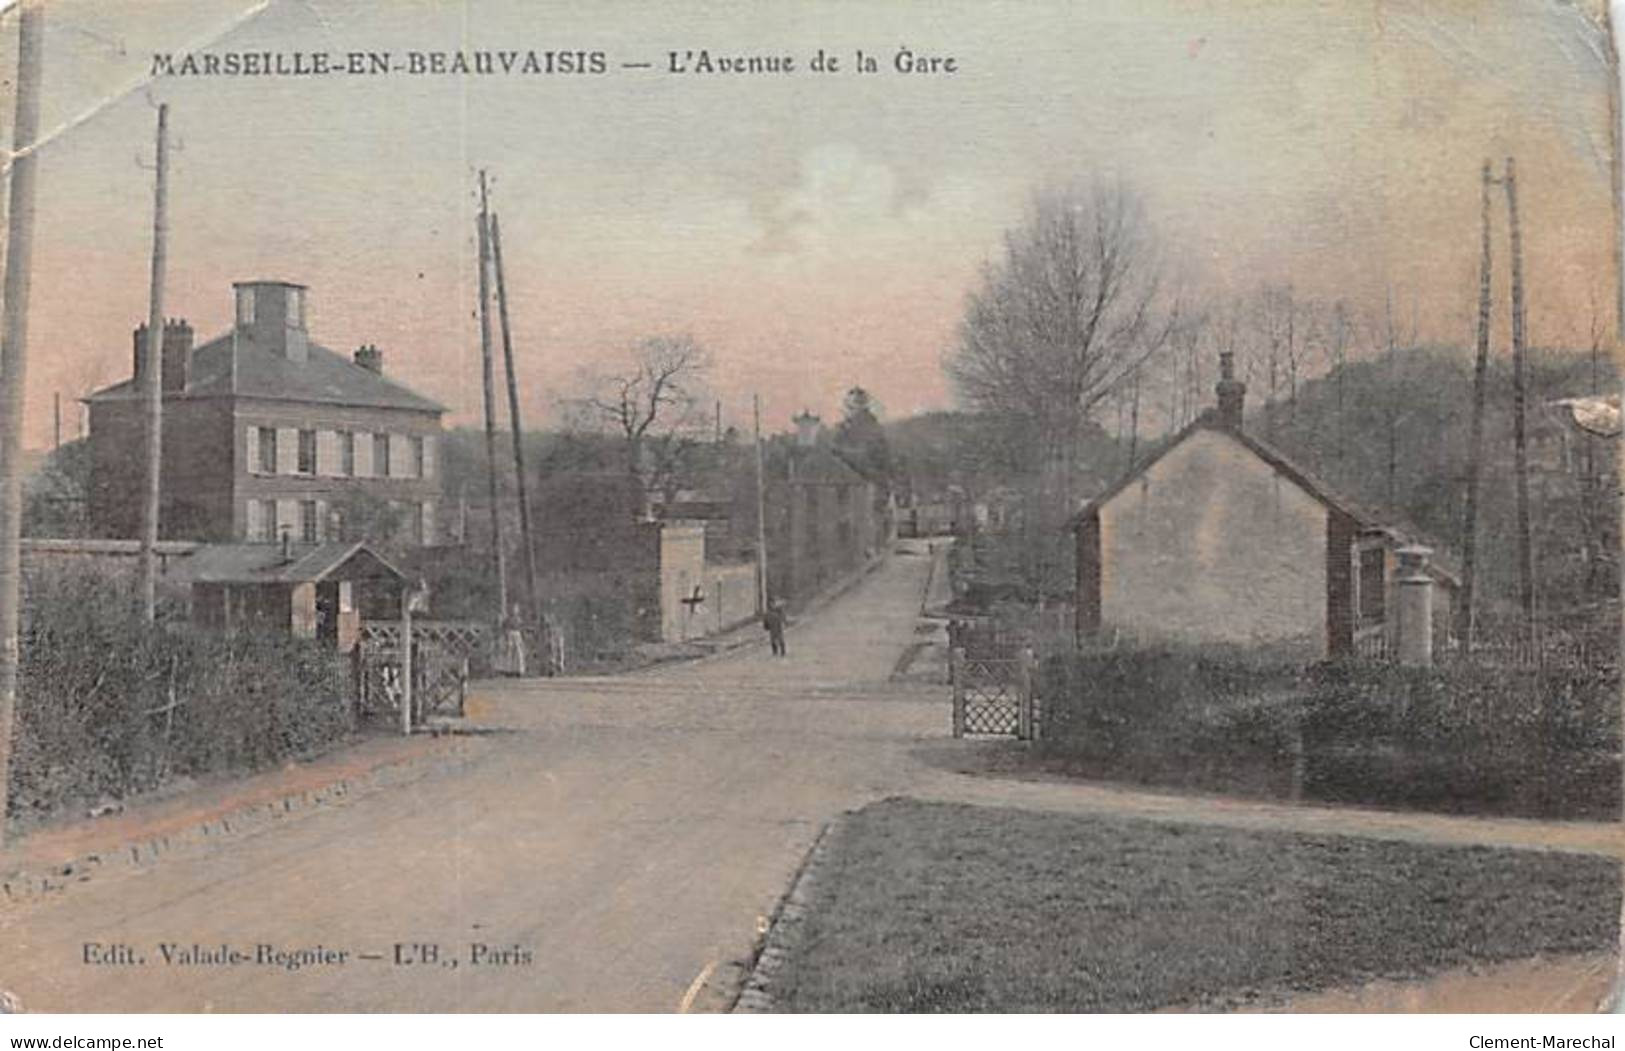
<box><xmin>85</xmin><ymin>280</ymin><xmax>445</xmax><ymax>546</ymax></box>
<box><xmin>763</xmin><ymin>412</ymin><xmax>883</xmax><ymax>604</ymax></box>
<box><xmin>1072</xmin><ymin>353</ymin><xmax>1457</xmax><ymax>658</ymax></box>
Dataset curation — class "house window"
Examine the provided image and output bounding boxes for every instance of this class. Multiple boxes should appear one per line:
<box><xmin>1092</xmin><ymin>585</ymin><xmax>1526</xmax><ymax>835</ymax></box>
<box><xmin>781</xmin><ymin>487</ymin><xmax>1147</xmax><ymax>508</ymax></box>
<box><xmin>374</xmin><ymin>433</ymin><xmax>392</xmax><ymax>478</ymax></box>
<box><xmin>411</xmin><ymin>435</ymin><xmax>425</xmax><ymax>478</ymax></box>
<box><xmin>257</xmin><ymin>427</ymin><xmax>277</xmax><ymax>474</ymax></box>
<box><xmin>339</xmin><ymin>431</ymin><xmax>355</xmax><ymax>476</ymax></box>
<box><xmin>300</xmin><ymin>500</ymin><xmax>319</xmax><ymax>543</ymax></box>
<box><xmin>1358</xmin><ymin>548</ymin><xmax>1386</xmax><ymax>624</ymax></box>
<box><xmin>235</xmin><ymin>286</ymin><xmax>256</xmax><ymax>325</ymax></box>
<box><xmin>297</xmin><ymin>429</ymin><xmax>316</xmax><ymax>474</ymax></box>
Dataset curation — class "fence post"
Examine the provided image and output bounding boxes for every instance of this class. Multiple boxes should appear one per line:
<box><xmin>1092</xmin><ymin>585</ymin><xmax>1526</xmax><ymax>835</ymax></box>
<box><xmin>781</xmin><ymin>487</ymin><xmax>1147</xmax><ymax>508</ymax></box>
<box><xmin>400</xmin><ymin>591</ymin><xmax>413</xmax><ymax>736</ymax></box>
<box><xmin>1018</xmin><ymin>646</ymin><xmax>1036</xmax><ymax>741</ymax></box>
<box><xmin>951</xmin><ymin>646</ymin><xmax>966</xmax><ymax>738</ymax></box>
<box><xmin>1396</xmin><ymin>545</ymin><xmax>1435</xmax><ymax>667</ymax></box>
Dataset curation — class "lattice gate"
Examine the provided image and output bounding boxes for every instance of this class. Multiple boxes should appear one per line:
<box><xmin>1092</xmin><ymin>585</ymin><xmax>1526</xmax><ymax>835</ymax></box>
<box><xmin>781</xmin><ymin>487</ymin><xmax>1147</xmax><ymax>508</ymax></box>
<box><xmin>353</xmin><ymin>620</ymin><xmax>487</xmax><ymax>725</ymax></box>
<box><xmin>950</xmin><ymin>648</ymin><xmax>1037</xmax><ymax>740</ymax></box>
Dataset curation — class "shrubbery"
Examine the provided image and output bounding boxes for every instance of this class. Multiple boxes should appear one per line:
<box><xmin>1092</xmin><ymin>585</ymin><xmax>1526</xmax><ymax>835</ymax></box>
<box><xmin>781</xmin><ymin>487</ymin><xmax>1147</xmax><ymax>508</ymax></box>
<box><xmin>1037</xmin><ymin>644</ymin><xmax>1621</xmax><ymax>820</ymax></box>
<box><xmin>7</xmin><ymin>569</ymin><xmax>355</xmax><ymax>825</ymax></box>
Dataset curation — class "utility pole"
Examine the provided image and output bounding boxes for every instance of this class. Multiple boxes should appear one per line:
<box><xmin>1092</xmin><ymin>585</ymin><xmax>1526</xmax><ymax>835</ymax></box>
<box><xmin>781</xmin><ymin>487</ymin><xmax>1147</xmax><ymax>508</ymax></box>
<box><xmin>138</xmin><ymin>103</ymin><xmax>170</xmax><ymax>623</ymax></box>
<box><xmin>475</xmin><ymin>171</ymin><xmax>507</xmax><ymax>623</ymax></box>
<box><xmin>0</xmin><ymin>0</ymin><xmax>46</xmax><ymax>847</ymax></box>
<box><xmin>1457</xmin><ymin>160</ymin><xmax>1494</xmax><ymax>649</ymax></box>
<box><xmin>1384</xmin><ymin>288</ymin><xmax>1398</xmax><ymax>508</ymax></box>
<box><xmin>754</xmin><ymin>393</ymin><xmax>768</xmax><ymax>613</ymax></box>
<box><xmin>1504</xmin><ymin>156</ymin><xmax>1536</xmax><ymax>635</ymax></box>
<box><xmin>488</xmin><ymin>212</ymin><xmax>541</xmax><ymax>665</ymax></box>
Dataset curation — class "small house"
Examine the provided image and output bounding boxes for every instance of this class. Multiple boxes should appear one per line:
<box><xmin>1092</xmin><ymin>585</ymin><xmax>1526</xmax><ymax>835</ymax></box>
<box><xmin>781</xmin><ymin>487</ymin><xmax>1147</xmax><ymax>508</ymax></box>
<box><xmin>1072</xmin><ymin>353</ymin><xmax>1457</xmax><ymax>658</ymax></box>
<box><xmin>178</xmin><ymin>539</ymin><xmax>411</xmax><ymax>651</ymax></box>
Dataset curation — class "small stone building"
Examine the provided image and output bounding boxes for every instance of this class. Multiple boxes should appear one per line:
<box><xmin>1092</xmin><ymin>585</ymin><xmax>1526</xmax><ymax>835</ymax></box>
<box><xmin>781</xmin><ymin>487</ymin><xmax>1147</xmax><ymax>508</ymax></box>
<box><xmin>1072</xmin><ymin>354</ymin><xmax>1457</xmax><ymax>658</ymax></box>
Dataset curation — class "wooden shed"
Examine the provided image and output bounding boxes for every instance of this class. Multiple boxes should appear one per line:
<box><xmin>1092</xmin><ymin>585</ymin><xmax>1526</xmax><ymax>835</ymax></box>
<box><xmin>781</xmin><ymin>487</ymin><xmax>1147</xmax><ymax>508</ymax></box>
<box><xmin>178</xmin><ymin>540</ymin><xmax>410</xmax><ymax>651</ymax></box>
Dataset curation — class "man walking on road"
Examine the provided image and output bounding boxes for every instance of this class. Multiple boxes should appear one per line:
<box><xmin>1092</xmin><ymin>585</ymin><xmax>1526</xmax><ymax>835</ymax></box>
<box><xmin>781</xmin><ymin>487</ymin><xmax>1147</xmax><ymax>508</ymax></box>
<box><xmin>762</xmin><ymin>600</ymin><xmax>787</xmax><ymax>657</ymax></box>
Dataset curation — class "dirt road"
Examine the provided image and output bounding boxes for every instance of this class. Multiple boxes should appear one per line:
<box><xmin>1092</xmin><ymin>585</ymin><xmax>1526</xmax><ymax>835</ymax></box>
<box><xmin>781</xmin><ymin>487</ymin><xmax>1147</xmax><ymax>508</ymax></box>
<box><xmin>0</xmin><ymin>547</ymin><xmax>945</xmax><ymax>1012</ymax></box>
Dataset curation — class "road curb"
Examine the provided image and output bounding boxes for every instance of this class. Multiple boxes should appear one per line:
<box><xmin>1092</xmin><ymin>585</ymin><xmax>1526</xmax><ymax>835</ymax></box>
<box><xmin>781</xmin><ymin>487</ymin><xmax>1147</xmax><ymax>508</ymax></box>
<box><xmin>0</xmin><ymin>735</ymin><xmax>478</xmax><ymax>914</ymax></box>
<box><xmin>733</xmin><ymin>815</ymin><xmax>842</xmax><ymax>1013</ymax></box>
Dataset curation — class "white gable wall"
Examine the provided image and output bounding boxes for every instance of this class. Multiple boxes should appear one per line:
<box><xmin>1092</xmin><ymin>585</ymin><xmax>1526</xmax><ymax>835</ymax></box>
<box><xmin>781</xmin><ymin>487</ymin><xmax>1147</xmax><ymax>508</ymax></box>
<box><xmin>1098</xmin><ymin>427</ymin><xmax>1327</xmax><ymax>655</ymax></box>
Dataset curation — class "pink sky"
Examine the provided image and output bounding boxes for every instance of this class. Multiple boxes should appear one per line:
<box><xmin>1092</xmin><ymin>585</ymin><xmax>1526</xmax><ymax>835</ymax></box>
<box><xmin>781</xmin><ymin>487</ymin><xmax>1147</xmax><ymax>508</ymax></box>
<box><xmin>2</xmin><ymin>0</ymin><xmax>1616</xmax><ymax>449</ymax></box>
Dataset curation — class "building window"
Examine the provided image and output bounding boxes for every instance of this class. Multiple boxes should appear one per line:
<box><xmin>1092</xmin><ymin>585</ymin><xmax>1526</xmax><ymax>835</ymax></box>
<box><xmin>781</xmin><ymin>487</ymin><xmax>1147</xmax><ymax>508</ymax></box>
<box><xmin>297</xmin><ymin>429</ymin><xmax>316</xmax><ymax>474</ymax></box>
<box><xmin>411</xmin><ymin>435</ymin><xmax>425</xmax><ymax>478</ymax></box>
<box><xmin>339</xmin><ymin>431</ymin><xmax>355</xmax><ymax>476</ymax></box>
<box><xmin>300</xmin><ymin>500</ymin><xmax>318</xmax><ymax>543</ymax></box>
<box><xmin>413</xmin><ymin>502</ymin><xmax>429</xmax><ymax>545</ymax></box>
<box><xmin>257</xmin><ymin>427</ymin><xmax>277</xmax><ymax>474</ymax></box>
<box><xmin>236</xmin><ymin>286</ymin><xmax>256</xmax><ymax>325</ymax></box>
<box><xmin>375</xmin><ymin>433</ymin><xmax>392</xmax><ymax>477</ymax></box>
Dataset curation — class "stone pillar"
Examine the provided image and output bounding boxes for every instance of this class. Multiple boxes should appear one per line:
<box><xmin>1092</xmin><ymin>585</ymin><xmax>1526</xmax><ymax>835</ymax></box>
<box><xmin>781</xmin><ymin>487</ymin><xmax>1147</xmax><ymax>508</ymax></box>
<box><xmin>1396</xmin><ymin>544</ymin><xmax>1434</xmax><ymax>666</ymax></box>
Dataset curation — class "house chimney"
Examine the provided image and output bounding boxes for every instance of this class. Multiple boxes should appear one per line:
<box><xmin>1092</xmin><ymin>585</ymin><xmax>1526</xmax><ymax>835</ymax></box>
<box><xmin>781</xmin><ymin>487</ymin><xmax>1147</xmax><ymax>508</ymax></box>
<box><xmin>1215</xmin><ymin>351</ymin><xmax>1246</xmax><ymax>430</ymax></box>
<box><xmin>162</xmin><ymin>318</ymin><xmax>193</xmax><ymax>392</ymax></box>
<box><xmin>232</xmin><ymin>280</ymin><xmax>309</xmax><ymax>362</ymax></box>
<box><xmin>792</xmin><ymin>410</ymin><xmax>822</xmax><ymax>448</ymax></box>
<box><xmin>353</xmin><ymin>344</ymin><xmax>382</xmax><ymax>374</ymax></box>
<box><xmin>132</xmin><ymin>322</ymin><xmax>149</xmax><ymax>379</ymax></box>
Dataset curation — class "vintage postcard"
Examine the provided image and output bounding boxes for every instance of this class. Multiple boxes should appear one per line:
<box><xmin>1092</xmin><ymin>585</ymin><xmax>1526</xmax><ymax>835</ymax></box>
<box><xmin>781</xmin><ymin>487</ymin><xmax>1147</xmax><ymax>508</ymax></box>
<box><xmin>0</xmin><ymin>0</ymin><xmax>1620</xmax><ymax>1032</ymax></box>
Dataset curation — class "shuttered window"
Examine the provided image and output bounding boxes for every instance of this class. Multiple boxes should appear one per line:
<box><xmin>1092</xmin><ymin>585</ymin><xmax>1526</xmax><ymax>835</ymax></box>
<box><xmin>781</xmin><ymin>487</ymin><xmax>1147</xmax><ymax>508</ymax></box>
<box><xmin>354</xmin><ymin>431</ymin><xmax>373</xmax><ymax>477</ymax></box>
<box><xmin>275</xmin><ymin>499</ymin><xmax>298</xmax><ymax>541</ymax></box>
<box><xmin>275</xmin><ymin>428</ymin><xmax>298</xmax><ymax>475</ymax></box>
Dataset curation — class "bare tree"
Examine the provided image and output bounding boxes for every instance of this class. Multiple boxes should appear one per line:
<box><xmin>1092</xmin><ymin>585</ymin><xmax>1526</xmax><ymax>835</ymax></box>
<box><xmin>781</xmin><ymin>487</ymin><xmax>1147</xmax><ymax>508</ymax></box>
<box><xmin>565</xmin><ymin>334</ymin><xmax>712</xmax><ymax>517</ymax></box>
<box><xmin>947</xmin><ymin>179</ymin><xmax>1180</xmax><ymax>496</ymax></box>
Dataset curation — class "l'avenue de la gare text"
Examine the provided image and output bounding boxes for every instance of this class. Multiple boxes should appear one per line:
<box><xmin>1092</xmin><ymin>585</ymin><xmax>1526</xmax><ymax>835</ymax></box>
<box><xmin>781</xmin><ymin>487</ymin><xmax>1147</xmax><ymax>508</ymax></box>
<box><xmin>150</xmin><ymin>47</ymin><xmax>958</xmax><ymax>78</ymax></box>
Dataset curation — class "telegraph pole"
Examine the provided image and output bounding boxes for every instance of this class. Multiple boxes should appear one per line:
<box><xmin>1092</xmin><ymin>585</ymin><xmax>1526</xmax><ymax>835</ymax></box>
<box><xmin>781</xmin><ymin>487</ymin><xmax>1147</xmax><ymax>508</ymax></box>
<box><xmin>1503</xmin><ymin>157</ymin><xmax>1536</xmax><ymax>635</ymax></box>
<box><xmin>0</xmin><ymin>0</ymin><xmax>46</xmax><ymax>846</ymax></box>
<box><xmin>1457</xmin><ymin>160</ymin><xmax>1494</xmax><ymax>648</ymax></box>
<box><xmin>754</xmin><ymin>394</ymin><xmax>768</xmax><ymax>613</ymax></box>
<box><xmin>488</xmin><ymin>212</ymin><xmax>541</xmax><ymax>663</ymax></box>
<box><xmin>138</xmin><ymin>104</ymin><xmax>170</xmax><ymax>623</ymax></box>
<box><xmin>475</xmin><ymin>171</ymin><xmax>508</xmax><ymax>623</ymax></box>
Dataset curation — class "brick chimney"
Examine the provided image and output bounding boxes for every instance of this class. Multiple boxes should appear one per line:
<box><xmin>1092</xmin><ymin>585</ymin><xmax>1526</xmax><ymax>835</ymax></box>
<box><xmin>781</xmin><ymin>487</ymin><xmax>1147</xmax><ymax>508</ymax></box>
<box><xmin>792</xmin><ymin>410</ymin><xmax>822</xmax><ymax>448</ymax></box>
<box><xmin>162</xmin><ymin>319</ymin><xmax>193</xmax><ymax>392</ymax></box>
<box><xmin>353</xmin><ymin>344</ymin><xmax>382</xmax><ymax>374</ymax></box>
<box><xmin>232</xmin><ymin>280</ymin><xmax>309</xmax><ymax>362</ymax></box>
<box><xmin>132</xmin><ymin>319</ymin><xmax>194</xmax><ymax>391</ymax></box>
<box><xmin>1215</xmin><ymin>350</ymin><xmax>1246</xmax><ymax>431</ymax></box>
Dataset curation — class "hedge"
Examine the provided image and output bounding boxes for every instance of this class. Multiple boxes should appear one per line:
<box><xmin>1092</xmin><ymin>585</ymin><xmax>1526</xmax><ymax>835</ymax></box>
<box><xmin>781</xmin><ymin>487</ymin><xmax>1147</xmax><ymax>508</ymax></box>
<box><xmin>1037</xmin><ymin>645</ymin><xmax>1621</xmax><ymax>820</ymax></box>
<box><xmin>7</xmin><ymin>568</ymin><xmax>355</xmax><ymax>825</ymax></box>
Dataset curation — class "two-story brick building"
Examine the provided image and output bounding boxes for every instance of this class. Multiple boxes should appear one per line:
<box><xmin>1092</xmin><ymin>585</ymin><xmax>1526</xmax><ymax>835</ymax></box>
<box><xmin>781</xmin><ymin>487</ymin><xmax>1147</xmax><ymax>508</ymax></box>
<box><xmin>86</xmin><ymin>280</ymin><xmax>445</xmax><ymax>545</ymax></box>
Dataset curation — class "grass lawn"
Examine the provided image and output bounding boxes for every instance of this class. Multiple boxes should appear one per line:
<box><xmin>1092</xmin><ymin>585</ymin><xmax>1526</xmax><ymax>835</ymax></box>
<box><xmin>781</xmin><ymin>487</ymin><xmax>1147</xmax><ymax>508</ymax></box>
<box><xmin>771</xmin><ymin>798</ymin><xmax>1620</xmax><ymax>1012</ymax></box>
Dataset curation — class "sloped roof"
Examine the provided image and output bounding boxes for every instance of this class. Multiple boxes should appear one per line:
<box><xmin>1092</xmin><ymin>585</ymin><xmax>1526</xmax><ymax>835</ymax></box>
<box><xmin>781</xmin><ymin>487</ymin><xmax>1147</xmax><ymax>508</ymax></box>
<box><xmin>174</xmin><ymin>540</ymin><xmax>408</xmax><ymax>586</ymax></box>
<box><xmin>85</xmin><ymin>330</ymin><xmax>444</xmax><ymax>413</ymax></box>
<box><xmin>788</xmin><ymin>445</ymin><xmax>871</xmax><ymax>486</ymax></box>
<box><xmin>1073</xmin><ymin>411</ymin><xmax>1461</xmax><ymax>583</ymax></box>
